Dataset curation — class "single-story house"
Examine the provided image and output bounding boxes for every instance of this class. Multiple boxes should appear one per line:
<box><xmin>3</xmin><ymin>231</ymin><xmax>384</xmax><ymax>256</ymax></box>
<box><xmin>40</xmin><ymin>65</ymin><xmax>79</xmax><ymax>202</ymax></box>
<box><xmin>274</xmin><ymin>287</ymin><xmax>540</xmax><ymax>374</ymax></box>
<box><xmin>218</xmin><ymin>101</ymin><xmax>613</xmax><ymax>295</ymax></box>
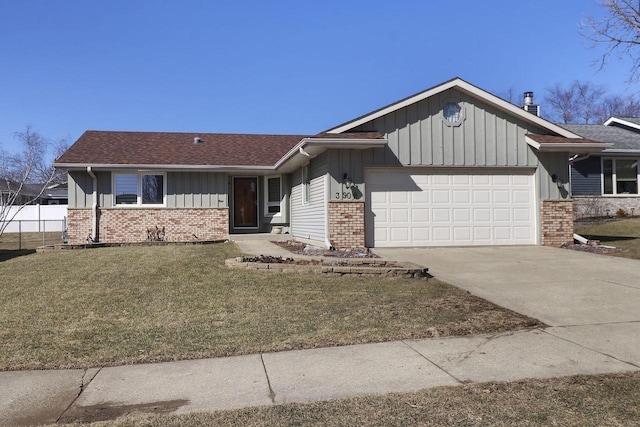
<box><xmin>54</xmin><ymin>77</ymin><xmax>610</xmax><ymax>248</ymax></box>
<box><xmin>564</xmin><ymin>117</ymin><xmax>640</xmax><ymax>218</ymax></box>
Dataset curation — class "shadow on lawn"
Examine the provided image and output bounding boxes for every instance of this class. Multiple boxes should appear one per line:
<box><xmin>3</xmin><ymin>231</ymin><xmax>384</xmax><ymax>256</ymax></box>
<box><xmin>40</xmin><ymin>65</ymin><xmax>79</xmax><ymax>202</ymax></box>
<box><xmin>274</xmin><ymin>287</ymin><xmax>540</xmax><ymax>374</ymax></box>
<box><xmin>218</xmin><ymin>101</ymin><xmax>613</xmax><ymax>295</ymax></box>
<box><xmin>0</xmin><ymin>249</ymin><xmax>36</xmax><ymax>262</ymax></box>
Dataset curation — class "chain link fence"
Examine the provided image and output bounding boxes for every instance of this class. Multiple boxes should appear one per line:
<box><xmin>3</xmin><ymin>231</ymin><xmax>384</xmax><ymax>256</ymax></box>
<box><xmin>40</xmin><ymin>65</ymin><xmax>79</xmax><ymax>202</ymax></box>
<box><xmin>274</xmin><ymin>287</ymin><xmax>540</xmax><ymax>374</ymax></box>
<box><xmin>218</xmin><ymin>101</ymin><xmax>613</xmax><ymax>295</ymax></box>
<box><xmin>0</xmin><ymin>219</ymin><xmax>67</xmax><ymax>250</ymax></box>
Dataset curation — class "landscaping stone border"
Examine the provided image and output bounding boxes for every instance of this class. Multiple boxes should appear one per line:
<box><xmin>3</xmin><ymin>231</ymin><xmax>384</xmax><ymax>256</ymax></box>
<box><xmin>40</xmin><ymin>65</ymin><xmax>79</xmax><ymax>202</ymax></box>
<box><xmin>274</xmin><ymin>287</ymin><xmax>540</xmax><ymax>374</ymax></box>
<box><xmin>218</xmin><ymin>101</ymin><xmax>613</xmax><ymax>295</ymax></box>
<box><xmin>225</xmin><ymin>257</ymin><xmax>430</xmax><ymax>278</ymax></box>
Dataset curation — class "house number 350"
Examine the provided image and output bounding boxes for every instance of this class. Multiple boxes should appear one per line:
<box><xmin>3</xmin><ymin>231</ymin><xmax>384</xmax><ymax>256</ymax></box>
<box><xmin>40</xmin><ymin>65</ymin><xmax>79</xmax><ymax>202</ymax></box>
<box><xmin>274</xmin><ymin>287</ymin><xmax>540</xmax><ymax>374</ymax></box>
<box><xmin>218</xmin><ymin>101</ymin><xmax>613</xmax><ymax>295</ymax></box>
<box><xmin>336</xmin><ymin>192</ymin><xmax>352</xmax><ymax>200</ymax></box>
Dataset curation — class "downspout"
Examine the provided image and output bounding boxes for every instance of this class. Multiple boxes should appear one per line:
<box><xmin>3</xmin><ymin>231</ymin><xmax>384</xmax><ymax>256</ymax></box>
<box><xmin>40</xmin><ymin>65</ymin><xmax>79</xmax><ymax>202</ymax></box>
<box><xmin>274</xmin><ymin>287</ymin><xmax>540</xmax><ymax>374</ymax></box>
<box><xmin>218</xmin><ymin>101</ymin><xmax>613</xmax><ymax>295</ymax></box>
<box><xmin>569</xmin><ymin>153</ymin><xmax>591</xmax><ymax>164</ymax></box>
<box><xmin>87</xmin><ymin>166</ymin><xmax>98</xmax><ymax>242</ymax></box>
<box><xmin>324</xmin><ymin>174</ymin><xmax>334</xmax><ymax>250</ymax></box>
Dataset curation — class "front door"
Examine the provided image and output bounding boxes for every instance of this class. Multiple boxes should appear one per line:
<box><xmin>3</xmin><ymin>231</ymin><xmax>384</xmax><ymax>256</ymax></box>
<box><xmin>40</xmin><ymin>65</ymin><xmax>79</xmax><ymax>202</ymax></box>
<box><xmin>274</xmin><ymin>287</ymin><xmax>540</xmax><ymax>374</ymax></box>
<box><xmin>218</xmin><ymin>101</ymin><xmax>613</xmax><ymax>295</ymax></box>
<box><xmin>233</xmin><ymin>177</ymin><xmax>258</xmax><ymax>228</ymax></box>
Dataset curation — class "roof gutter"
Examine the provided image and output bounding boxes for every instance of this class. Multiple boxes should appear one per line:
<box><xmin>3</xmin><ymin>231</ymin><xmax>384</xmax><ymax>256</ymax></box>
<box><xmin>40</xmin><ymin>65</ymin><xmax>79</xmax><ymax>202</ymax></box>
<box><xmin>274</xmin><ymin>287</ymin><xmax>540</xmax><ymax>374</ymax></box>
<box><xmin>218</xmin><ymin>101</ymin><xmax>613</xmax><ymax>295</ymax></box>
<box><xmin>524</xmin><ymin>135</ymin><xmax>612</xmax><ymax>153</ymax></box>
<box><xmin>86</xmin><ymin>166</ymin><xmax>97</xmax><ymax>243</ymax></box>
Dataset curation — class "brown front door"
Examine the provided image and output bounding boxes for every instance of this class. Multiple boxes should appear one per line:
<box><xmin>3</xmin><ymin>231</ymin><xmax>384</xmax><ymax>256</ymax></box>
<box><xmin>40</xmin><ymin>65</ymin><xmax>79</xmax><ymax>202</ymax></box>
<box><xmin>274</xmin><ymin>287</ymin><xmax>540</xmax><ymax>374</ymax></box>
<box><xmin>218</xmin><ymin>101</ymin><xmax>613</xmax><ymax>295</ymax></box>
<box><xmin>233</xmin><ymin>177</ymin><xmax>258</xmax><ymax>228</ymax></box>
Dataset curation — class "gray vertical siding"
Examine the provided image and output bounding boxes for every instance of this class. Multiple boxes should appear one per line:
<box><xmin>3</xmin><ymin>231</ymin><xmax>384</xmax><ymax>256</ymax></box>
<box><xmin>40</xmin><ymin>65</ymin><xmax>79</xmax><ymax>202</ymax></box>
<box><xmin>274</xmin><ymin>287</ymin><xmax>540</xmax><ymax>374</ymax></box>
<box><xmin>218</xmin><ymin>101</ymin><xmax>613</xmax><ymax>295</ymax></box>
<box><xmin>351</xmin><ymin>88</ymin><xmax>544</xmax><ymax>168</ymax></box>
<box><xmin>67</xmin><ymin>170</ymin><xmax>228</xmax><ymax>208</ymax></box>
<box><xmin>290</xmin><ymin>152</ymin><xmax>328</xmax><ymax>242</ymax></box>
<box><xmin>167</xmin><ymin>172</ymin><xmax>227</xmax><ymax>208</ymax></box>
<box><xmin>535</xmin><ymin>152</ymin><xmax>570</xmax><ymax>200</ymax></box>
<box><xmin>571</xmin><ymin>156</ymin><xmax>602</xmax><ymax>196</ymax></box>
<box><xmin>68</xmin><ymin>171</ymin><xmax>94</xmax><ymax>208</ymax></box>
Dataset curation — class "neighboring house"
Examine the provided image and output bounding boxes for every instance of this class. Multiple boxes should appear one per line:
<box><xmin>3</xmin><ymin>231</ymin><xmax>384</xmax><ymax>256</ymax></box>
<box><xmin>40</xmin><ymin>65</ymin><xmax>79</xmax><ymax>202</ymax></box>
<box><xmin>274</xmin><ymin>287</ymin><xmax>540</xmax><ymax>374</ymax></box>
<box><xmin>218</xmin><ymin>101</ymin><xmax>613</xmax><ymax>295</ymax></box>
<box><xmin>54</xmin><ymin>77</ymin><xmax>609</xmax><ymax>248</ymax></box>
<box><xmin>1</xmin><ymin>181</ymin><xmax>68</xmax><ymax>206</ymax></box>
<box><xmin>564</xmin><ymin>117</ymin><xmax>640</xmax><ymax>218</ymax></box>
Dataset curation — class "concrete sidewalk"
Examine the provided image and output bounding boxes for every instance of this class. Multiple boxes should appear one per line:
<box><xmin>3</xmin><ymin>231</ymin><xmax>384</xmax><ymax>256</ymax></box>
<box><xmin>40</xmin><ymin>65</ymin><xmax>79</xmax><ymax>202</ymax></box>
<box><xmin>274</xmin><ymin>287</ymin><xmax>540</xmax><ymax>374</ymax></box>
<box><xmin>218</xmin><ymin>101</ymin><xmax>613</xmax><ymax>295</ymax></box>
<box><xmin>2</xmin><ymin>329</ymin><xmax>637</xmax><ymax>425</ymax></box>
<box><xmin>3</xmin><ymin>245</ymin><xmax>640</xmax><ymax>425</ymax></box>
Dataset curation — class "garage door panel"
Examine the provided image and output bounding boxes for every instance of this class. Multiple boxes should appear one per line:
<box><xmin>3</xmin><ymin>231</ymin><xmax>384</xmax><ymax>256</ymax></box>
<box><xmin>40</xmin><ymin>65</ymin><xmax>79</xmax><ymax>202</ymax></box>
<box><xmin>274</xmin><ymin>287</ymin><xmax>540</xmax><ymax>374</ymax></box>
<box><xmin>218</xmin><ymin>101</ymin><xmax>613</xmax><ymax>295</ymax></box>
<box><xmin>367</xmin><ymin>169</ymin><xmax>536</xmax><ymax>247</ymax></box>
<box><xmin>390</xmin><ymin>228</ymin><xmax>409</xmax><ymax>242</ymax></box>
<box><xmin>390</xmin><ymin>208</ymin><xmax>409</xmax><ymax>222</ymax></box>
<box><xmin>411</xmin><ymin>209</ymin><xmax>430</xmax><ymax>222</ymax></box>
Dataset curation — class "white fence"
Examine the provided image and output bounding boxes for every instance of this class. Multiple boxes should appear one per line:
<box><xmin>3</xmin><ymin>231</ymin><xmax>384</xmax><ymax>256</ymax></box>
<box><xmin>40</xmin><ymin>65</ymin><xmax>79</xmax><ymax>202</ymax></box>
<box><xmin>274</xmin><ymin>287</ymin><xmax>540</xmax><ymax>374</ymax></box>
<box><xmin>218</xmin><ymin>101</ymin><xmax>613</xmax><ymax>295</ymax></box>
<box><xmin>1</xmin><ymin>204</ymin><xmax>68</xmax><ymax>232</ymax></box>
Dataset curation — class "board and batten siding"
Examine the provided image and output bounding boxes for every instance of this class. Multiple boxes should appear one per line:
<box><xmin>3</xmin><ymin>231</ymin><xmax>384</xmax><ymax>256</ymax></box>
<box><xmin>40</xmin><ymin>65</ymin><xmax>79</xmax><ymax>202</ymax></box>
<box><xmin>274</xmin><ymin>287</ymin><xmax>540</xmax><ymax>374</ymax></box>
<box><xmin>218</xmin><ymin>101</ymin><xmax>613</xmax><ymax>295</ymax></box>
<box><xmin>340</xmin><ymin>87</ymin><xmax>568</xmax><ymax>201</ymax></box>
<box><xmin>570</xmin><ymin>156</ymin><xmax>602</xmax><ymax>196</ymax></box>
<box><xmin>67</xmin><ymin>170</ymin><xmax>228</xmax><ymax>208</ymax></box>
<box><xmin>351</xmin><ymin>88</ymin><xmax>545</xmax><ymax>168</ymax></box>
<box><xmin>290</xmin><ymin>152</ymin><xmax>328</xmax><ymax>242</ymax></box>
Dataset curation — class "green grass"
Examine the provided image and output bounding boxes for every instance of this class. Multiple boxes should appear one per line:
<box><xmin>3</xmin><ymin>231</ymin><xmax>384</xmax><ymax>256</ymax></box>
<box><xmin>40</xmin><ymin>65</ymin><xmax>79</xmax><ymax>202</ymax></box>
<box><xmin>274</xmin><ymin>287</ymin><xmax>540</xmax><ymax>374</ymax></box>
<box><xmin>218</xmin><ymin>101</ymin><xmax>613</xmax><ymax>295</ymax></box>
<box><xmin>63</xmin><ymin>372</ymin><xmax>640</xmax><ymax>426</ymax></box>
<box><xmin>575</xmin><ymin>217</ymin><xmax>640</xmax><ymax>259</ymax></box>
<box><xmin>0</xmin><ymin>243</ymin><xmax>539</xmax><ymax>371</ymax></box>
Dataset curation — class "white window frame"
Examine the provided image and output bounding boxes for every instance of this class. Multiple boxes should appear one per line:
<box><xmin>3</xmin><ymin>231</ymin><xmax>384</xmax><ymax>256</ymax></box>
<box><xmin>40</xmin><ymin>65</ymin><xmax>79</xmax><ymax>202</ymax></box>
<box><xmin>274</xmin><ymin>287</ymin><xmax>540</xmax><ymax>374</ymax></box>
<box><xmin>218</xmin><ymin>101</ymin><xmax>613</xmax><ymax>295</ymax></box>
<box><xmin>113</xmin><ymin>172</ymin><xmax>167</xmax><ymax>206</ymax></box>
<box><xmin>264</xmin><ymin>175</ymin><xmax>282</xmax><ymax>217</ymax></box>
<box><xmin>601</xmin><ymin>158</ymin><xmax>640</xmax><ymax>196</ymax></box>
<box><xmin>302</xmin><ymin>164</ymin><xmax>310</xmax><ymax>205</ymax></box>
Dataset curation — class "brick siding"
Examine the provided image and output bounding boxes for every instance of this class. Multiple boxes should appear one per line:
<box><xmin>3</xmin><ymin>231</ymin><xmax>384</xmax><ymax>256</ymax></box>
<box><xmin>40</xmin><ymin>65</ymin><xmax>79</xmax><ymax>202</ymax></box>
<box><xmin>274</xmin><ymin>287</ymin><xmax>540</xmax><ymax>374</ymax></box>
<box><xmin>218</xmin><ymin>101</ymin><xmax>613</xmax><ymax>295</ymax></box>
<box><xmin>541</xmin><ymin>200</ymin><xmax>574</xmax><ymax>246</ymax></box>
<box><xmin>328</xmin><ymin>201</ymin><xmax>365</xmax><ymax>249</ymax></box>
<box><xmin>67</xmin><ymin>208</ymin><xmax>229</xmax><ymax>244</ymax></box>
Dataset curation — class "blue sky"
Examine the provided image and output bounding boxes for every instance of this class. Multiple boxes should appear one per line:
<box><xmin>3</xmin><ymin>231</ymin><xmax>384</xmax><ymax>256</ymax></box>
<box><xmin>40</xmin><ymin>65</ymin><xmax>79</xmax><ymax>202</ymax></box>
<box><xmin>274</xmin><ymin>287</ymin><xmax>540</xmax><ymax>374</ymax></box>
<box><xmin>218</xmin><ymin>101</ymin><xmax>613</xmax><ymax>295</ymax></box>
<box><xmin>0</xmin><ymin>1</ymin><xmax>634</xmax><ymax>156</ymax></box>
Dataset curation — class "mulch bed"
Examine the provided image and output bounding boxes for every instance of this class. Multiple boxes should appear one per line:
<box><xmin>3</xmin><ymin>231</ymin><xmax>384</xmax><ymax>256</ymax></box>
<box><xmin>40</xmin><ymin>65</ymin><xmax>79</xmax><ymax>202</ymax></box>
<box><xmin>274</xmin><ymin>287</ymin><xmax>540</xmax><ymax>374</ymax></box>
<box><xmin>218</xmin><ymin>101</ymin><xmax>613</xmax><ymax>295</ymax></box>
<box><xmin>272</xmin><ymin>240</ymin><xmax>378</xmax><ymax>258</ymax></box>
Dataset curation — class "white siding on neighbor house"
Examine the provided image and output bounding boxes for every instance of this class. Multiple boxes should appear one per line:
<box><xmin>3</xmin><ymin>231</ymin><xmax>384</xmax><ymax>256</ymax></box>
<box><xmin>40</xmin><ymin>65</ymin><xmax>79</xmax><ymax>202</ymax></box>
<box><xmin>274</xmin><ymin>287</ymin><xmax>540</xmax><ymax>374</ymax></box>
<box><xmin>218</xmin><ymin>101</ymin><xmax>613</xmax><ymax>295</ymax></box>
<box><xmin>290</xmin><ymin>153</ymin><xmax>327</xmax><ymax>242</ymax></box>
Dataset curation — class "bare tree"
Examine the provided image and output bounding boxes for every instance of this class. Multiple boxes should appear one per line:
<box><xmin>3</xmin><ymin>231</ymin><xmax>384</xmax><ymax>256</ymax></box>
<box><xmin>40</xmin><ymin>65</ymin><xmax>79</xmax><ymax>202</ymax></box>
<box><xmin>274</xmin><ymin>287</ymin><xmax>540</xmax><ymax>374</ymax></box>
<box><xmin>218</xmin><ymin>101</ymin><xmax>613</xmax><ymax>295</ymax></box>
<box><xmin>0</xmin><ymin>126</ymin><xmax>68</xmax><ymax>238</ymax></box>
<box><xmin>498</xmin><ymin>87</ymin><xmax>519</xmax><ymax>104</ymax></box>
<box><xmin>543</xmin><ymin>80</ymin><xmax>605</xmax><ymax>124</ymax></box>
<box><xmin>581</xmin><ymin>0</ymin><xmax>640</xmax><ymax>83</ymax></box>
<box><xmin>594</xmin><ymin>93</ymin><xmax>640</xmax><ymax>122</ymax></box>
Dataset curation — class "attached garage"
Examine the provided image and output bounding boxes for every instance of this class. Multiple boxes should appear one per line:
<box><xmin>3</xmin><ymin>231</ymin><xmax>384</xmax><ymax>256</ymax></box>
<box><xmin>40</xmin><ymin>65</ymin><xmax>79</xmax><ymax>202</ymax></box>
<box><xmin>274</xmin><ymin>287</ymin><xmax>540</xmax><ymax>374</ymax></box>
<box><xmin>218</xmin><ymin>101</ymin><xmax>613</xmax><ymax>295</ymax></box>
<box><xmin>365</xmin><ymin>168</ymin><xmax>537</xmax><ymax>247</ymax></box>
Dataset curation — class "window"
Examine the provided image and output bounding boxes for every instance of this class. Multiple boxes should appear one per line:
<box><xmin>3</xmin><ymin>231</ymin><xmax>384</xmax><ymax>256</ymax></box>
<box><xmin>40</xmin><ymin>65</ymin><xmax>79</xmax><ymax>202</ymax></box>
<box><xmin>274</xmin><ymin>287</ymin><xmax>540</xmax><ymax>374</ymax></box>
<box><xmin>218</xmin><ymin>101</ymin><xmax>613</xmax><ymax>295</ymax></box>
<box><xmin>442</xmin><ymin>101</ymin><xmax>464</xmax><ymax>126</ymax></box>
<box><xmin>265</xmin><ymin>176</ymin><xmax>282</xmax><ymax>216</ymax></box>
<box><xmin>302</xmin><ymin>164</ymin><xmax>310</xmax><ymax>204</ymax></box>
<box><xmin>114</xmin><ymin>173</ymin><xmax>166</xmax><ymax>206</ymax></box>
<box><xmin>602</xmin><ymin>159</ymin><xmax>639</xmax><ymax>195</ymax></box>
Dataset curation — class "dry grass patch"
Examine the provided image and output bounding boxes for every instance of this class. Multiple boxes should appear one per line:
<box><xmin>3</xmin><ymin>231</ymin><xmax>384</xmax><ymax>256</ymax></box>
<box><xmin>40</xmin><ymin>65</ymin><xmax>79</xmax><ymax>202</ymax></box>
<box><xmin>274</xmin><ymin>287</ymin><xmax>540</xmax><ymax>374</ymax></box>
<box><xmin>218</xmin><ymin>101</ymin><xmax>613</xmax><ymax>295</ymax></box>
<box><xmin>0</xmin><ymin>243</ymin><xmax>540</xmax><ymax>371</ymax></box>
<box><xmin>65</xmin><ymin>372</ymin><xmax>640</xmax><ymax>426</ymax></box>
<box><xmin>575</xmin><ymin>217</ymin><xmax>640</xmax><ymax>259</ymax></box>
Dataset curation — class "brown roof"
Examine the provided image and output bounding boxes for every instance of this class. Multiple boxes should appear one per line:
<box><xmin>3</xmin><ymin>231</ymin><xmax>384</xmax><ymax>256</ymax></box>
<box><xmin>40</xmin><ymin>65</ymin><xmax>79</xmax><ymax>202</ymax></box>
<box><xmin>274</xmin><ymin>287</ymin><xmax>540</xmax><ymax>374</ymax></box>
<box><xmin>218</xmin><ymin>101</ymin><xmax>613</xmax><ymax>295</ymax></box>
<box><xmin>56</xmin><ymin>130</ymin><xmax>387</xmax><ymax>168</ymax></box>
<box><xmin>526</xmin><ymin>134</ymin><xmax>601</xmax><ymax>144</ymax></box>
<box><xmin>56</xmin><ymin>131</ymin><xmax>308</xmax><ymax>167</ymax></box>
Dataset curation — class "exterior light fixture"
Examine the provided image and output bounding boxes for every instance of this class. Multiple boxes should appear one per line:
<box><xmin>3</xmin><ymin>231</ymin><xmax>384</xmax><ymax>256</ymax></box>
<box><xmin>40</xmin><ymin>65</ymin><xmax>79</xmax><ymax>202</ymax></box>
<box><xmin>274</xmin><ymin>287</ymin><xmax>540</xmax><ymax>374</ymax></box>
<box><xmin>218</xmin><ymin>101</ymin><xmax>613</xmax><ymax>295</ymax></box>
<box><xmin>551</xmin><ymin>174</ymin><xmax>565</xmax><ymax>188</ymax></box>
<box><xmin>343</xmin><ymin>173</ymin><xmax>353</xmax><ymax>188</ymax></box>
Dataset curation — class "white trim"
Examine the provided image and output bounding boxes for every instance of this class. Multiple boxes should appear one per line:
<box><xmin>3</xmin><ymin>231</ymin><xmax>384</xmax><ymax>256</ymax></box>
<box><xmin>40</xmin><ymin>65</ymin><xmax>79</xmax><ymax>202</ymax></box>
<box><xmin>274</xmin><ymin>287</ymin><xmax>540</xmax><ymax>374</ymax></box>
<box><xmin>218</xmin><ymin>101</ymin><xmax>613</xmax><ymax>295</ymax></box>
<box><xmin>524</xmin><ymin>135</ymin><xmax>611</xmax><ymax>152</ymax></box>
<box><xmin>604</xmin><ymin>117</ymin><xmax>640</xmax><ymax>130</ymax></box>
<box><xmin>263</xmin><ymin>175</ymin><xmax>283</xmax><ymax>218</ymax></box>
<box><xmin>112</xmin><ymin>171</ymin><xmax>167</xmax><ymax>207</ymax></box>
<box><xmin>601</xmin><ymin>157</ymin><xmax>640</xmax><ymax>196</ymax></box>
<box><xmin>326</xmin><ymin>78</ymin><xmax>582</xmax><ymax>138</ymax></box>
<box><xmin>301</xmin><ymin>164</ymin><xmax>310</xmax><ymax>205</ymax></box>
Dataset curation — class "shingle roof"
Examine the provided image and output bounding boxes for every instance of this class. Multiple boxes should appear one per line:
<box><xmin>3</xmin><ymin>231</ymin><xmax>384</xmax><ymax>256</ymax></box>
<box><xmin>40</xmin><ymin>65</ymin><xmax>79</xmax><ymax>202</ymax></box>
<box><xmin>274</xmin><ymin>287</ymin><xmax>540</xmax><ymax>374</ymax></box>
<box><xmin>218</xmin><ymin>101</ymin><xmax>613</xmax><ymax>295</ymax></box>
<box><xmin>560</xmin><ymin>124</ymin><xmax>640</xmax><ymax>151</ymax></box>
<box><xmin>56</xmin><ymin>131</ymin><xmax>309</xmax><ymax>167</ymax></box>
<box><xmin>55</xmin><ymin>130</ymin><xmax>386</xmax><ymax>168</ymax></box>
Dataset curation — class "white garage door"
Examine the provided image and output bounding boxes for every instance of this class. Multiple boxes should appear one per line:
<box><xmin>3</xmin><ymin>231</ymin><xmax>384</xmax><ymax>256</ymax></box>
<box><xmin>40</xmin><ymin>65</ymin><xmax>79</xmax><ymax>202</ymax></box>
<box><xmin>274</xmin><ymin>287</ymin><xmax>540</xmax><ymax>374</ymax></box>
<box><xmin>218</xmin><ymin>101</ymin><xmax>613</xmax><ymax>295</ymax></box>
<box><xmin>366</xmin><ymin>169</ymin><xmax>536</xmax><ymax>247</ymax></box>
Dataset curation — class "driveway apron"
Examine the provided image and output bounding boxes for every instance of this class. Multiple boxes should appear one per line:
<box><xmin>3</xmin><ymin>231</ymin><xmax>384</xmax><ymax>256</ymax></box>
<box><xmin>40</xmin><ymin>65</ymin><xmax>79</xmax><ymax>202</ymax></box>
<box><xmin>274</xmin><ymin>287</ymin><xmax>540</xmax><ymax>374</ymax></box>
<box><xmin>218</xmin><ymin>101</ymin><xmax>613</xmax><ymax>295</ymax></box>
<box><xmin>373</xmin><ymin>245</ymin><xmax>640</xmax><ymax>368</ymax></box>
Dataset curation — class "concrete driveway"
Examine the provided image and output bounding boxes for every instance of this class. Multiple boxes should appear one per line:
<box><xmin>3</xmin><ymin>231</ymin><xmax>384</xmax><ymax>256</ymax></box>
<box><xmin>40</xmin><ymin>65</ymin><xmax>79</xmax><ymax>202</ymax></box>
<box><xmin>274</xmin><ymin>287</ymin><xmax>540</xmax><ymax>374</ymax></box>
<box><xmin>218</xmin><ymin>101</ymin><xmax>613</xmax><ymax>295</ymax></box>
<box><xmin>373</xmin><ymin>245</ymin><xmax>640</xmax><ymax>367</ymax></box>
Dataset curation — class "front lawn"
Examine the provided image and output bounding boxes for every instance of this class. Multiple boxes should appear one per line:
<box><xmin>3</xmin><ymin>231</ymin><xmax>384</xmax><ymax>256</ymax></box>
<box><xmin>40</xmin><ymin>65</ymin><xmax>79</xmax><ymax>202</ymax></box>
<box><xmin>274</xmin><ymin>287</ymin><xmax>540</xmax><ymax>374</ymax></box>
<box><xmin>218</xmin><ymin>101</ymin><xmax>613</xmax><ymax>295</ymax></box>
<box><xmin>575</xmin><ymin>217</ymin><xmax>640</xmax><ymax>259</ymax></box>
<box><xmin>0</xmin><ymin>243</ymin><xmax>540</xmax><ymax>371</ymax></box>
